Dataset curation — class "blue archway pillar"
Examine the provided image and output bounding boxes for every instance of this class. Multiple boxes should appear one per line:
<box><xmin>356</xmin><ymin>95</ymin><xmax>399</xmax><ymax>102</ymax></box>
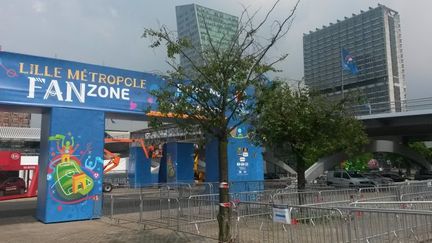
<box><xmin>159</xmin><ymin>142</ymin><xmax>194</xmax><ymax>183</ymax></box>
<box><xmin>36</xmin><ymin>107</ymin><xmax>105</xmax><ymax>223</ymax></box>
<box><xmin>128</xmin><ymin>146</ymin><xmax>152</xmax><ymax>187</ymax></box>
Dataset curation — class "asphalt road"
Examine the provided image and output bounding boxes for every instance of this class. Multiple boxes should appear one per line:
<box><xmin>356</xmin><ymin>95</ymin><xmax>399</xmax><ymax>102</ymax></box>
<box><xmin>0</xmin><ymin>189</ymin><xmax>178</xmax><ymax>224</ymax></box>
<box><xmin>0</xmin><ymin>197</ymin><xmax>38</xmax><ymax>225</ymax></box>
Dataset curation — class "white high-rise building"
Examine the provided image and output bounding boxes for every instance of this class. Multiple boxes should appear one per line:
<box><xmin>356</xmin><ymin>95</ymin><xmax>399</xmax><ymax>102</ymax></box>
<box><xmin>303</xmin><ymin>4</ymin><xmax>406</xmax><ymax>114</ymax></box>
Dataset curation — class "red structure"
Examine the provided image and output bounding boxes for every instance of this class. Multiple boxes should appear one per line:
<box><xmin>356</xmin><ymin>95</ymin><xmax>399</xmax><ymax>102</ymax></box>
<box><xmin>0</xmin><ymin>151</ymin><xmax>38</xmax><ymax>201</ymax></box>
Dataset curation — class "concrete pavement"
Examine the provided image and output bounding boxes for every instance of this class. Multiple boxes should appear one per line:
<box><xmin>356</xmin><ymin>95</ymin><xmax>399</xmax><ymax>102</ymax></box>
<box><xmin>0</xmin><ymin>198</ymin><xmax>213</xmax><ymax>243</ymax></box>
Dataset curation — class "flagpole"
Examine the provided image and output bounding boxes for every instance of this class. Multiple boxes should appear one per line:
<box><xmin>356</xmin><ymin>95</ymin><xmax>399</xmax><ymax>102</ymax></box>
<box><xmin>340</xmin><ymin>47</ymin><xmax>344</xmax><ymax>99</ymax></box>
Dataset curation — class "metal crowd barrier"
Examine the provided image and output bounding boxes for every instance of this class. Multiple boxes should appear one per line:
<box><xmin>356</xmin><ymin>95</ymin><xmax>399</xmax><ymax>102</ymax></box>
<box><xmin>350</xmin><ymin>201</ymin><xmax>432</xmax><ymax>211</ymax></box>
<box><xmin>101</xmin><ymin>180</ymin><xmax>432</xmax><ymax>242</ymax></box>
<box><xmin>233</xmin><ymin>201</ymin><xmax>432</xmax><ymax>242</ymax></box>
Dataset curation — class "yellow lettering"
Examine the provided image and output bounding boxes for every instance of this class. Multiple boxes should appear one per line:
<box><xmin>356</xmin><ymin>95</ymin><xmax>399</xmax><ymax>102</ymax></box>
<box><xmin>107</xmin><ymin>75</ymin><xmax>116</xmax><ymax>85</ymax></box>
<box><xmin>99</xmin><ymin>73</ymin><xmax>107</xmax><ymax>84</ymax></box>
<box><xmin>89</xmin><ymin>72</ymin><xmax>98</xmax><ymax>82</ymax></box>
<box><xmin>116</xmin><ymin>76</ymin><xmax>124</xmax><ymax>86</ymax></box>
<box><xmin>68</xmin><ymin>69</ymin><xmax>80</xmax><ymax>80</ymax></box>
<box><xmin>54</xmin><ymin>67</ymin><xmax>62</xmax><ymax>78</ymax></box>
<box><xmin>80</xmin><ymin>70</ymin><xmax>87</xmax><ymax>81</ymax></box>
<box><xmin>124</xmin><ymin>77</ymin><xmax>132</xmax><ymax>87</ymax></box>
<box><xmin>140</xmin><ymin>79</ymin><xmax>146</xmax><ymax>89</ymax></box>
<box><xmin>19</xmin><ymin>63</ymin><xmax>28</xmax><ymax>74</ymax></box>
<box><xmin>34</xmin><ymin>65</ymin><xmax>43</xmax><ymax>76</ymax></box>
<box><xmin>43</xmin><ymin>66</ymin><xmax>53</xmax><ymax>77</ymax></box>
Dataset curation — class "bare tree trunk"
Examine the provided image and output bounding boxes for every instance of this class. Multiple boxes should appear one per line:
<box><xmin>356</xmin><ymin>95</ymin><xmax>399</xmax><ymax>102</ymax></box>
<box><xmin>218</xmin><ymin>133</ymin><xmax>231</xmax><ymax>242</ymax></box>
<box><xmin>296</xmin><ymin>154</ymin><xmax>307</xmax><ymax>205</ymax></box>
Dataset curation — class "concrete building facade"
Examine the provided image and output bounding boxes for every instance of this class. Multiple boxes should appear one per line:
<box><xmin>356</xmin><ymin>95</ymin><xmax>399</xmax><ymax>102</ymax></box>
<box><xmin>303</xmin><ymin>4</ymin><xmax>406</xmax><ymax>114</ymax></box>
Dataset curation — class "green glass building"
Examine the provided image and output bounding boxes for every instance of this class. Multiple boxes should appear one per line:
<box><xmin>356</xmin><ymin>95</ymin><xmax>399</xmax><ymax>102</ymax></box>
<box><xmin>176</xmin><ymin>4</ymin><xmax>238</xmax><ymax>75</ymax></box>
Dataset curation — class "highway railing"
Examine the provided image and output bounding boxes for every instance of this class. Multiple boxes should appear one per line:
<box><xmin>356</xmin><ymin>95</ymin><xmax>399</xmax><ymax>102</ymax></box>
<box><xmin>352</xmin><ymin>97</ymin><xmax>432</xmax><ymax>116</ymax></box>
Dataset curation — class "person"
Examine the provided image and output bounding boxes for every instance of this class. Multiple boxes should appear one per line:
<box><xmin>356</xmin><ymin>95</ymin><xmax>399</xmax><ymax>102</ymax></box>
<box><xmin>148</xmin><ymin>144</ymin><xmax>154</xmax><ymax>158</ymax></box>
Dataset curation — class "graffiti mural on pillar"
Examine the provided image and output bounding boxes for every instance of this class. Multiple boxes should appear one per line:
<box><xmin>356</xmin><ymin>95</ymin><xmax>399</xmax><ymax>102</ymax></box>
<box><xmin>167</xmin><ymin>154</ymin><xmax>176</xmax><ymax>181</ymax></box>
<box><xmin>47</xmin><ymin>133</ymin><xmax>101</xmax><ymax>204</ymax></box>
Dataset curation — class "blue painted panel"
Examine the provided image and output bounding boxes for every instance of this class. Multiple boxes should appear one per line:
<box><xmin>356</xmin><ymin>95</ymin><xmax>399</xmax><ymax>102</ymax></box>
<box><xmin>159</xmin><ymin>143</ymin><xmax>194</xmax><ymax>183</ymax></box>
<box><xmin>176</xmin><ymin>143</ymin><xmax>194</xmax><ymax>183</ymax></box>
<box><xmin>128</xmin><ymin>146</ymin><xmax>151</xmax><ymax>187</ymax></box>
<box><xmin>205</xmin><ymin>139</ymin><xmax>219</xmax><ymax>182</ymax></box>
<box><xmin>36</xmin><ymin>108</ymin><xmax>104</xmax><ymax>223</ymax></box>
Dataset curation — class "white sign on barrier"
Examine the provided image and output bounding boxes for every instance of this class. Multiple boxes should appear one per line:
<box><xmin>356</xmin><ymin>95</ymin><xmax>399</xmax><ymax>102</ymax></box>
<box><xmin>272</xmin><ymin>207</ymin><xmax>291</xmax><ymax>224</ymax></box>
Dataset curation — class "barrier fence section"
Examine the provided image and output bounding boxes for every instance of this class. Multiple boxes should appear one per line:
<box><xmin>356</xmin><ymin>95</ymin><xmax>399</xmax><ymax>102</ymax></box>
<box><xmin>101</xmin><ymin>180</ymin><xmax>432</xmax><ymax>242</ymax></box>
<box><xmin>234</xmin><ymin>202</ymin><xmax>432</xmax><ymax>243</ymax></box>
<box><xmin>350</xmin><ymin>201</ymin><xmax>432</xmax><ymax>211</ymax></box>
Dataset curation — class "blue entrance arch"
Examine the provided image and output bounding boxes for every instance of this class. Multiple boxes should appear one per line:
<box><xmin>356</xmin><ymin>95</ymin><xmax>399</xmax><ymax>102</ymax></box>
<box><xmin>0</xmin><ymin>51</ymin><xmax>167</xmax><ymax>223</ymax></box>
<box><xmin>0</xmin><ymin>51</ymin><xmax>263</xmax><ymax>223</ymax></box>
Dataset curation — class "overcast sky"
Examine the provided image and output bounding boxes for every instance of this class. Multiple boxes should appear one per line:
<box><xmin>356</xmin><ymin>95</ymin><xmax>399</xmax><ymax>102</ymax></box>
<box><xmin>1</xmin><ymin>0</ymin><xmax>431</xmax><ymax>99</ymax></box>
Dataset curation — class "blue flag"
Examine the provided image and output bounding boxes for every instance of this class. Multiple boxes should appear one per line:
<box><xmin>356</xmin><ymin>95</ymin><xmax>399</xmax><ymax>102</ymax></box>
<box><xmin>341</xmin><ymin>49</ymin><xmax>359</xmax><ymax>74</ymax></box>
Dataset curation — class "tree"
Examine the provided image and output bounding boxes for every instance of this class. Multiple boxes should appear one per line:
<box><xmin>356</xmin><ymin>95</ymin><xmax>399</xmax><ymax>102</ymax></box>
<box><xmin>251</xmin><ymin>80</ymin><xmax>368</xmax><ymax>190</ymax></box>
<box><xmin>409</xmin><ymin>141</ymin><xmax>432</xmax><ymax>161</ymax></box>
<box><xmin>343</xmin><ymin>153</ymin><xmax>373</xmax><ymax>172</ymax></box>
<box><xmin>142</xmin><ymin>1</ymin><xmax>300</xmax><ymax>241</ymax></box>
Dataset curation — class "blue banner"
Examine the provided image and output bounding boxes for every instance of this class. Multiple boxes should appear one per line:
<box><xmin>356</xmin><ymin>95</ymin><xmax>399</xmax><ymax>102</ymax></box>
<box><xmin>0</xmin><ymin>51</ymin><xmax>165</xmax><ymax>114</ymax></box>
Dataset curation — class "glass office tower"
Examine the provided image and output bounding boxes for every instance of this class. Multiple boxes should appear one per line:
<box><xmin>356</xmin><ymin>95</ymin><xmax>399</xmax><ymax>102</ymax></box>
<box><xmin>176</xmin><ymin>4</ymin><xmax>238</xmax><ymax>76</ymax></box>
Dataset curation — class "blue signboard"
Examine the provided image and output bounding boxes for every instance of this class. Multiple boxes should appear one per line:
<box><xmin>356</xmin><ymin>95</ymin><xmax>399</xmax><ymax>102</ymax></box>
<box><xmin>0</xmin><ymin>51</ymin><xmax>164</xmax><ymax>114</ymax></box>
<box><xmin>205</xmin><ymin>124</ymin><xmax>264</xmax><ymax>184</ymax></box>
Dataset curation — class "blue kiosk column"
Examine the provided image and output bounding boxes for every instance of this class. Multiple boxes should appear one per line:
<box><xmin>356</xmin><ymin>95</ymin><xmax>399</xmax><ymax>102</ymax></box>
<box><xmin>205</xmin><ymin>125</ymin><xmax>264</xmax><ymax>192</ymax></box>
<box><xmin>159</xmin><ymin>142</ymin><xmax>194</xmax><ymax>183</ymax></box>
<box><xmin>36</xmin><ymin>107</ymin><xmax>105</xmax><ymax>223</ymax></box>
<box><xmin>127</xmin><ymin>146</ymin><xmax>151</xmax><ymax>187</ymax></box>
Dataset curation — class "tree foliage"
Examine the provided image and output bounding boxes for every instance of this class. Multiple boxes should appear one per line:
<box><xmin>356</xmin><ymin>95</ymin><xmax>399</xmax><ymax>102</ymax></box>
<box><xmin>142</xmin><ymin>1</ymin><xmax>300</xmax><ymax>241</ymax></box>
<box><xmin>251</xmin><ymin>80</ymin><xmax>369</xmax><ymax>189</ymax></box>
<box><xmin>142</xmin><ymin>0</ymin><xmax>299</xmax><ymax>138</ymax></box>
<box><xmin>409</xmin><ymin>141</ymin><xmax>432</xmax><ymax>161</ymax></box>
<box><xmin>343</xmin><ymin>153</ymin><xmax>373</xmax><ymax>172</ymax></box>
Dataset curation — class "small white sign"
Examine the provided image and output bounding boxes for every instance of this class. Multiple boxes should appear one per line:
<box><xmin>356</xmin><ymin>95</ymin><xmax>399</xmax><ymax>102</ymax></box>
<box><xmin>242</xmin><ymin>152</ymin><xmax>249</xmax><ymax>157</ymax></box>
<box><xmin>240</xmin><ymin>157</ymin><xmax>246</xmax><ymax>162</ymax></box>
<box><xmin>272</xmin><ymin>207</ymin><xmax>291</xmax><ymax>224</ymax></box>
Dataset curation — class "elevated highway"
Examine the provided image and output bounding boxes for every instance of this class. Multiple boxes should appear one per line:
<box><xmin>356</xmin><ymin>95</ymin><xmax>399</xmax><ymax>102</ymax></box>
<box><xmin>306</xmin><ymin>98</ymin><xmax>432</xmax><ymax>182</ymax></box>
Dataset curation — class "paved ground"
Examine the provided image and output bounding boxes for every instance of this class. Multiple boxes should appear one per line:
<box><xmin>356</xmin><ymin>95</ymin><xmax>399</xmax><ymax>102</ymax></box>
<box><xmin>0</xmin><ymin>198</ymin><xmax>215</xmax><ymax>243</ymax></box>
